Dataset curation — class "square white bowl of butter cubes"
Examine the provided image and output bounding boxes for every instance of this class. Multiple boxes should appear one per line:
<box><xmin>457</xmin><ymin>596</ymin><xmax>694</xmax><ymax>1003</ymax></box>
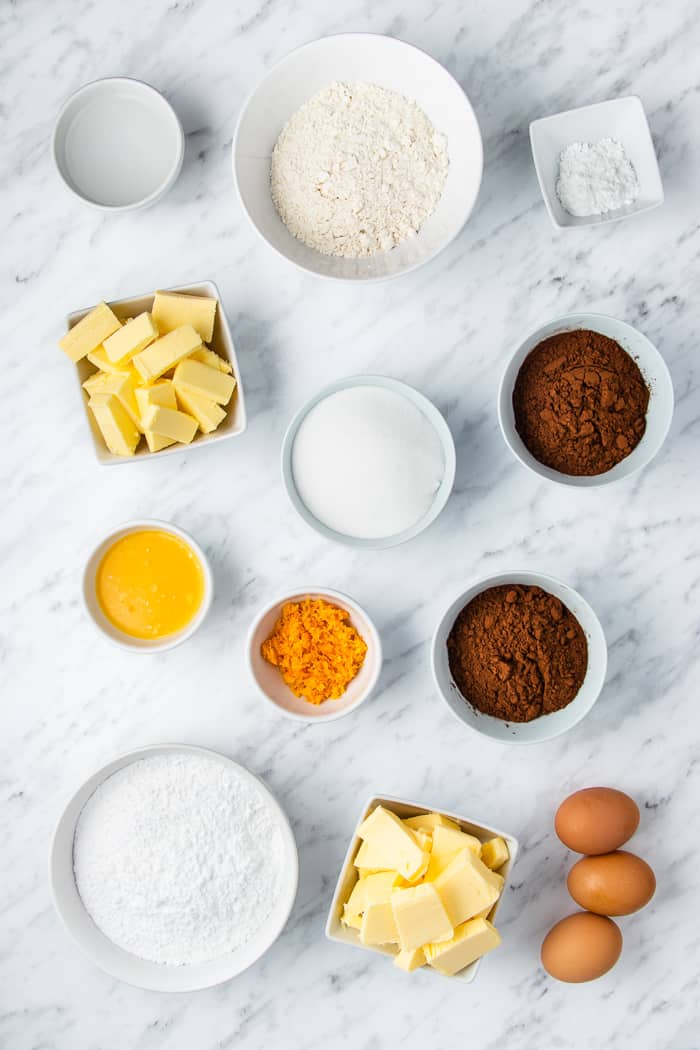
<box><xmin>326</xmin><ymin>796</ymin><xmax>518</xmax><ymax>982</ymax></box>
<box><xmin>61</xmin><ymin>281</ymin><xmax>246</xmax><ymax>464</ymax></box>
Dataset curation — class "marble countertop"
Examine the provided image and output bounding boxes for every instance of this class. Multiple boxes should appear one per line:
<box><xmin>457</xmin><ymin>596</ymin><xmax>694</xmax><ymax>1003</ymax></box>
<box><xmin>2</xmin><ymin>0</ymin><xmax>699</xmax><ymax>1047</ymax></box>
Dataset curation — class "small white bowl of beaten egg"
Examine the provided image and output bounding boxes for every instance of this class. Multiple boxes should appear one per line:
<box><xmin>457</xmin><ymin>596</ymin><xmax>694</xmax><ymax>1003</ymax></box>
<box><xmin>82</xmin><ymin>519</ymin><xmax>213</xmax><ymax>653</ymax></box>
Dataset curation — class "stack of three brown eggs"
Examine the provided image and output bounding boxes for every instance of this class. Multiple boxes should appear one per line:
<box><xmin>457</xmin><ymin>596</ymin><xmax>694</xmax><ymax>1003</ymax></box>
<box><xmin>541</xmin><ymin>787</ymin><xmax>656</xmax><ymax>983</ymax></box>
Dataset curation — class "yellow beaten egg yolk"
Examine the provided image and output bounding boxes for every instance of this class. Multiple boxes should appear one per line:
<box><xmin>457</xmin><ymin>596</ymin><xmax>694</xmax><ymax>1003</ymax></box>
<box><xmin>96</xmin><ymin>529</ymin><xmax>205</xmax><ymax>640</ymax></box>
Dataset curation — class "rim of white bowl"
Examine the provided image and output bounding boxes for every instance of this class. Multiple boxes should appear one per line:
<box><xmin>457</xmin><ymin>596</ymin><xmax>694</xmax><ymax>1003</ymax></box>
<box><xmin>430</xmin><ymin>570</ymin><xmax>608</xmax><ymax>744</ymax></box>
<box><xmin>48</xmin><ymin>742</ymin><xmax>299</xmax><ymax>991</ymax></box>
<box><xmin>231</xmin><ymin>32</ymin><xmax>483</xmax><ymax>283</ymax></box>
<box><xmin>82</xmin><ymin>518</ymin><xmax>214</xmax><ymax>653</ymax></box>
<box><xmin>281</xmin><ymin>375</ymin><xmax>457</xmax><ymax>549</ymax></box>
<box><xmin>497</xmin><ymin>312</ymin><xmax>674</xmax><ymax>488</ymax></box>
<box><xmin>246</xmin><ymin>587</ymin><xmax>383</xmax><ymax>723</ymax></box>
<box><xmin>52</xmin><ymin>76</ymin><xmax>185</xmax><ymax>212</ymax></box>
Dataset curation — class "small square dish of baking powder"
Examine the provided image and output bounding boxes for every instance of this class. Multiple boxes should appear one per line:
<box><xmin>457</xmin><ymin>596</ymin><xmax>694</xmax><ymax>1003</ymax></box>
<box><xmin>529</xmin><ymin>96</ymin><xmax>664</xmax><ymax>229</ymax></box>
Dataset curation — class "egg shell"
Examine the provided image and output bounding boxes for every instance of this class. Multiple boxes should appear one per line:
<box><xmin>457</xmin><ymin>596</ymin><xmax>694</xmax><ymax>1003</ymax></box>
<box><xmin>541</xmin><ymin>911</ymin><xmax>622</xmax><ymax>983</ymax></box>
<box><xmin>555</xmin><ymin>787</ymin><xmax>640</xmax><ymax>855</ymax></box>
<box><xmin>567</xmin><ymin>850</ymin><xmax>656</xmax><ymax>916</ymax></box>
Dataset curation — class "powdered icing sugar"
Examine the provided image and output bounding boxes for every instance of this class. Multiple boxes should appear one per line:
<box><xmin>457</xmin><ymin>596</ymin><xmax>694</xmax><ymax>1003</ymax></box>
<box><xmin>73</xmin><ymin>752</ymin><xmax>285</xmax><ymax>966</ymax></box>
<box><xmin>556</xmin><ymin>138</ymin><xmax>640</xmax><ymax>217</ymax></box>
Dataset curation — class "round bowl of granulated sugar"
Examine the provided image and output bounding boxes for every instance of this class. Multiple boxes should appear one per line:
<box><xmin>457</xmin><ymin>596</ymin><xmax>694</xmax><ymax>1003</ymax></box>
<box><xmin>233</xmin><ymin>33</ymin><xmax>483</xmax><ymax>281</ymax></box>
<box><xmin>49</xmin><ymin>744</ymin><xmax>298</xmax><ymax>991</ymax></box>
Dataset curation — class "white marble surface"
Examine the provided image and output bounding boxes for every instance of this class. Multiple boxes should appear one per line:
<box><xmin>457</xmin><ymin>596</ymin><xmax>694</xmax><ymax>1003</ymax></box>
<box><xmin>2</xmin><ymin>1</ymin><xmax>699</xmax><ymax>1047</ymax></box>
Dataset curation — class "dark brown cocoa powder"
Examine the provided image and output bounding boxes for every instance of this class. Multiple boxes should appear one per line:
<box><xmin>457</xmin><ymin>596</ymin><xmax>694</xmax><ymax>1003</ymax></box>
<box><xmin>512</xmin><ymin>329</ymin><xmax>649</xmax><ymax>476</ymax></box>
<box><xmin>447</xmin><ymin>585</ymin><xmax>588</xmax><ymax>723</ymax></box>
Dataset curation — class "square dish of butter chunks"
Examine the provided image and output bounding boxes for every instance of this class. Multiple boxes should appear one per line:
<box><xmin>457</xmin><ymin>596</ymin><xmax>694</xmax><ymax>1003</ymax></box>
<box><xmin>340</xmin><ymin>806</ymin><xmax>510</xmax><ymax>977</ymax></box>
<box><xmin>60</xmin><ymin>289</ymin><xmax>239</xmax><ymax>459</ymax></box>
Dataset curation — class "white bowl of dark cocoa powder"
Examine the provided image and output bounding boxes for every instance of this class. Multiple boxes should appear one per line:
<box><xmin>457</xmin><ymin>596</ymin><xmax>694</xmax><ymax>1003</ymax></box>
<box><xmin>498</xmin><ymin>313</ymin><xmax>674</xmax><ymax>487</ymax></box>
<box><xmin>431</xmin><ymin>571</ymin><xmax>607</xmax><ymax>743</ymax></box>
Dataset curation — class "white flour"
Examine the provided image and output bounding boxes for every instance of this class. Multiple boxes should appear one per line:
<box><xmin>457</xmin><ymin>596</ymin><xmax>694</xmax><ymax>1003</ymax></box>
<box><xmin>556</xmin><ymin>138</ymin><xmax>639</xmax><ymax>217</ymax></box>
<box><xmin>271</xmin><ymin>82</ymin><xmax>449</xmax><ymax>258</ymax></box>
<box><xmin>292</xmin><ymin>385</ymin><xmax>445</xmax><ymax>539</ymax></box>
<box><xmin>73</xmin><ymin>753</ymin><xmax>285</xmax><ymax>966</ymax></box>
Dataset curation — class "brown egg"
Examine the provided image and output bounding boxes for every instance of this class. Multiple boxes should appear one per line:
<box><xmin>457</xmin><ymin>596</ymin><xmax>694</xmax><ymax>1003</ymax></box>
<box><xmin>541</xmin><ymin>911</ymin><xmax>622</xmax><ymax>983</ymax></box>
<box><xmin>555</xmin><ymin>787</ymin><xmax>639</xmax><ymax>855</ymax></box>
<box><xmin>567</xmin><ymin>850</ymin><xmax>656</xmax><ymax>915</ymax></box>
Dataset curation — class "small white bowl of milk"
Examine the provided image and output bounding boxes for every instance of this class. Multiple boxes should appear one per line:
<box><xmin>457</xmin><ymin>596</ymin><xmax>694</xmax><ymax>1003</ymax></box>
<box><xmin>282</xmin><ymin>375</ymin><xmax>456</xmax><ymax>550</ymax></box>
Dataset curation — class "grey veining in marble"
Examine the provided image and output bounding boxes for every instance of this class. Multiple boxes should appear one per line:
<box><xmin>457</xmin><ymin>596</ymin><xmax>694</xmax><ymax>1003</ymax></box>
<box><xmin>1</xmin><ymin>0</ymin><xmax>699</xmax><ymax>1047</ymax></box>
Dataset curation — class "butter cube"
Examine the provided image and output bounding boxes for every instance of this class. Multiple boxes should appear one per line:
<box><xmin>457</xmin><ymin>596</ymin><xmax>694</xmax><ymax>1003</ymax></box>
<box><xmin>362</xmin><ymin>871</ymin><xmax>400</xmax><ymax>905</ymax></box>
<box><xmin>132</xmin><ymin>325</ymin><xmax>202</xmax><ymax>383</ymax></box>
<box><xmin>103</xmin><ymin>312</ymin><xmax>158</xmax><ymax>364</ymax></box>
<box><xmin>175</xmin><ymin>388</ymin><xmax>226</xmax><ymax>434</ymax></box>
<box><xmin>424</xmin><ymin>917</ymin><xmax>501</xmax><ymax>977</ymax></box>
<box><xmin>152</xmin><ymin>290</ymin><xmax>217</xmax><ymax>342</ymax></box>
<box><xmin>82</xmin><ymin>371</ymin><xmax>111</xmax><ymax>396</ymax></box>
<box><xmin>190</xmin><ymin>345</ymin><xmax>233</xmax><ymax>374</ymax></box>
<box><xmin>393</xmin><ymin>947</ymin><xmax>425</xmax><ymax>972</ymax></box>
<box><xmin>359</xmin><ymin>903</ymin><xmax>398</xmax><ymax>946</ymax></box>
<box><xmin>355</xmin><ymin>806</ymin><xmax>428</xmax><ymax>881</ymax></box>
<box><xmin>142</xmin><ymin>404</ymin><xmax>198</xmax><ymax>445</ymax></box>
<box><xmin>86</xmin><ymin>348</ymin><xmax>134</xmax><ymax>375</ymax></box>
<box><xmin>434</xmin><ymin>849</ymin><xmax>503</xmax><ymax>927</ymax></box>
<box><xmin>346</xmin><ymin>878</ymin><xmax>368</xmax><ymax>915</ymax></box>
<box><xmin>480</xmin><ymin>837</ymin><xmax>509</xmax><ymax>871</ymax></box>
<box><xmin>340</xmin><ymin>906</ymin><xmax>362</xmax><ymax>931</ymax></box>
<box><xmin>173</xmin><ymin>358</ymin><xmax>236</xmax><ymax>406</ymax></box>
<box><xmin>426</xmin><ymin>825</ymin><xmax>482</xmax><ymax>880</ymax></box>
<box><xmin>144</xmin><ymin>431</ymin><xmax>177</xmax><ymax>453</ymax></box>
<box><xmin>88</xmin><ymin>394</ymin><xmax>140</xmax><ymax>456</ymax></box>
<box><xmin>135</xmin><ymin>380</ymin><xmax>177</xmax><ymax>417</ymax></box>
<box><xmin>60</xmin><ymin>302</ymin><xmax>121</xmax><ymax>362</ymax></box>
<box><xmin>403</xmin><ymin>812</ymin><xmax>460</xmax><ymax>834</ymax></box>
<box><xmin>86</xmin><ymin>370</ymin><xmax>142</xmax><ymax>431</ymax></box>
<box><xmin>391</xmin><ymin>883</ymin><xmax>453</xmax><ymax>951</ymax></box>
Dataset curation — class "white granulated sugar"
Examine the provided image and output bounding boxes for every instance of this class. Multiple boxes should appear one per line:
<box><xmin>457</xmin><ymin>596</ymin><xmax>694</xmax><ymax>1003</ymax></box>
<box><xmin>556</xmin><ymin>138</ymin><xmax>640</xmax><ymax>217</ymax></box>
<box><xmin>73</xmin><ymin>753</ymin><xmax>285</xmax><ymax>966</ymax></box>
<box><xmin>292</xmin><ymin>385</ymin><xmax>445</xmax><ymax>540</ymax></box>
<box><xmin>271</xmin><ymin>82</ymin><xmax>449</xmax><ymax>258</ymax></box>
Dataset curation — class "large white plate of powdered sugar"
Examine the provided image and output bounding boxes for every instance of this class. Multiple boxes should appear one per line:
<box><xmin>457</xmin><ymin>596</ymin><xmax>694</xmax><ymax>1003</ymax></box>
<box><xmin>233</xmin><ymin>33</ymin><xmax>483</xmax><ymax>282</ymax></box>
<box><xmin>49</xmin><ymin>744</ymin><xmax>298</xmax><ymax>991</ymax></box>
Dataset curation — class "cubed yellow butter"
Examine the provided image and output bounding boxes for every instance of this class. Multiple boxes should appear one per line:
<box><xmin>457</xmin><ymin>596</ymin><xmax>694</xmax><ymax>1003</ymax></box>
<box><xmin>434</xmin><ymin>849</ymin><xmax>503</xmax><ymax>927</ymax></box>
<box><xmin>362</xmin><ymin>871</ymin><xmax>401</xmax><ymax>905</ymax></box>
<box><xmin>391</xmin><ymin>883</ymin><xmax>453</xmax><ymax>951</ymax></box>
<box><xmin>82</xmin><ymin>371</ymin><xmax>111</xmax><ymax>396</ymax></box>
<box><xmin>86</xmin><ymin>370</ymin><xmax>142</xmax><ymax>431</ymax></box>
<box><xmin>424</xmin><ymin>917</ymin><xmax>501</xmax><ymax>977</ymax></box>
<box><xmin>173</xmin><ymin>358</ymin><xmax>236</xmax><ymax>406</ymax></box>
<box><xmin>135</xmin><ymin>380</ymin><xmax>177</xmax><ymax>418</ymax></box>
<box><xmin>359</xmin><ymin>903</ymin><xmax>398</xmax><ymax>946</ymax></box>
<box><xmin>152</xmin><ymin>290</ymin><xmax>217</xmax><ymax>342</ymax></box>
<box><xmin>88</xmin><ymin>393</ymin><xmax>140</xmax><ymax>456</ymax></box>
<box><xmin>346</xmin><ymin>878</ymin><xmax>368</xmax><ymax>915</ymax></box>
<box><xmin>412</xmin><ymin>829</ymin><xmax>432</xmax><ymax>851</ymax></box>
<box><xmin>132</xmin><ymin>325</ymin><xmax>201</xmax><ymax>383</ymax></box>
<box><xmin>175</xmin><ymin>388</ymin><xmax>226</xmax><ymax>434</ymax></box>
<box><xmin>426</xmin><ymin>825</ymin><xmax>482</xmax><ymax>880</ymax></box>
<box><xmin>340</xmin><ymin>906</ymin><xmax>363</xmax><ymax>931</ymax></box>
<box><xmin>480</xmin><ymin>837</ymin><xmax>509</xmax><ymax>871</ymax></box>
<box><xmin>190</xmin><ymin>345</ymin><xmax>232</xmax><ymax>374</ymax></box>
<box><xmin>393</xmin><ymin>947</ymin><xmax>425</xmax><ymax>972</ymax></box>
<box><xmin>144</xmin><ymin>431</ymin><xmax>177</xmax><ymax>453</ymax></box>
<box><xmin>142</xmin><ymin>404</ymin><xmax>198</xmax><ymax>444</ymax></box>
<box><xmin>403</xmin><ymin>812</ymin><xmax>460</xmax><ymax>834</ymax></box>
<box><xmin>103</xmin><ymin>312</ymin><xmax>158</xmax><ymax>364</ymax></box>
<box><xmin>60</xmin><ymin>302</ymin><xmax>121</xmax><ymax>362</ymax></box>
<box><xmin>86</xmin><ymin>348</ymin><xmax>134</xmax><ymax>375</ymax></box>
<box><xmin>355</xmin><ymin>806</ymin><xmax>428</xmax><ymax>881</ymax></box>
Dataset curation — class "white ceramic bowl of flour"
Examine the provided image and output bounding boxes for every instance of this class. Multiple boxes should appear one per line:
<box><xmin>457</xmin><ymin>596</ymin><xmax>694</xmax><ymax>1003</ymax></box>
<box><xmin>49</xmin><ymin>744</ymin><xmax>298</xmax><ymax>991</ymax></box>
<box><xmin>282</xmin><ymin>376</ymin><xmax>456</xmax><ymax>549</ymax></box>
<box><xmin>233</xmin><ymin>34</ymin><xmax>483</xmax><ymax>281</ymax></box>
